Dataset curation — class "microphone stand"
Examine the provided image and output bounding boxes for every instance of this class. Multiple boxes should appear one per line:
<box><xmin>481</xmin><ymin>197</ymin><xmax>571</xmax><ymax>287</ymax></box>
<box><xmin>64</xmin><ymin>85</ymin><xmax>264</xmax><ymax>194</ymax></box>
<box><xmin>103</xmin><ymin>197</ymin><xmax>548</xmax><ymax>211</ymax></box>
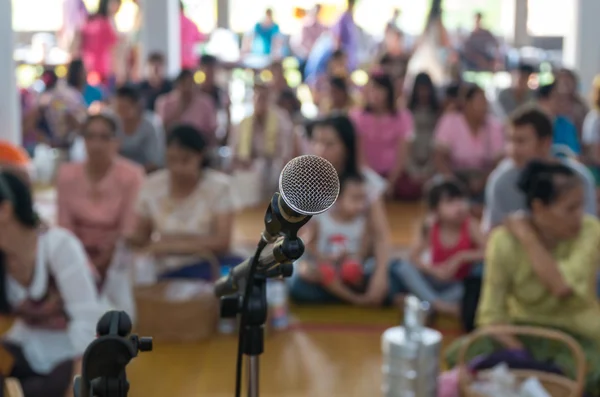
<box><xmin>220</xmin><ymin>194</ymin><xmax>308</xmax><ymax>397</ymax></box>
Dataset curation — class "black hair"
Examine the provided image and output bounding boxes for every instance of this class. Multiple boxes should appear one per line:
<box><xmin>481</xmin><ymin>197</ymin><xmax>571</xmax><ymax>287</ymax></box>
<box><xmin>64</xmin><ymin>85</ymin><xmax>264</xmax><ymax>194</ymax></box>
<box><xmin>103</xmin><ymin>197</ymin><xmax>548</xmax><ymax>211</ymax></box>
<box><xmin>94</xmin><ymin>0</ymin><xmax>119</xmax><ymax>18</ymax></box>
<box><xmin>426</xmin><ymin>177</ymin><xmax>467</xmax><ymax>211</ymax></box>
<box><xmin>66</xmin><ymin>59</ymin><xmax>86</xmax><ymax>89</ymax></box>
<box><xmin>331</xmin><ymin>49</ymin><xmax>346</xmax><ymax>60</ymax></box>
<box><xmin>475</xmin><ymin>11</ymin><xmax>483</xmax><ymax>19</ymax></box>
<box><xmin>517</xmin><ymin>63</ymin><xmax>535</xmax><ymax>75</ymax></box>
<box><xmin>518</xmin><ymin>160</ymin><xmax>579</xmax><ymax>209</ymax></box>
<box><xmin>365</xmin><ymin>73</ymin><xmax>396</xmax><ymax>114</ymax></box>
<box><xmin>200</xmin><ymin>54</ymin><xmax>218</xmax><ymax>66</ymax></box>
<box><xmin>309</xmin><ymin>114</ymin><xmax>361</xmax><ymax>182</ymax></box>
<box><xmin>167</xmin><ymin>124</ymin><xmax>208</xmax><ymax>167</ymax></box>
<box><xmin>536</xmin><ymin>82</ymin><xmax>556</xmax><ymax>100</ymax></box>
<box><xmin>445</xmin><ymin>83</ymin><xmax>461</xmax><ymax>100</ymax></box>
<box><xmin>41</xmin><ymin>70</ymin><xmax>58</xmax><ymax>92</ymax></box>
<box><xmin>463</xmin><ymin>84</ymin><xmax>484</xmax><ymax>102</ymax></box>
<box><xmin>330</xmin><ymin>76</ymin><xmax>348</xmax><ymax>93</ymax></box>
<box><xmin>340</xmin><ymin>172</ymin><xmax>364</xmax><ymax>194</ymax></box>
<box><xmin>175</xmin><ymin>69</ymin><xmax>194</xmax><ymax>85</ymax></box>
<box><xmin>147</xmin><ymin>52</ymin><xmax>165</xmax><ymax>63</ymax></box>
<box><xmin>277</xmin><ymin>90</ymin><xmax>301</xmax><ymax>113</ymax></box>
<box><xmin>82</xmin><ymin>113</ymin><xmax>119</xmax><ymax>136</ymax></box>
<box><xmin>115</xmin><ymin>85</ymin><xmax>142</xmax><ymax>104</ymax></box>
<box><xmin>408</xmin><ymin>72</ymin><xmax>440</xmax><ymax>113</ymax></box>
<box><xmin>509</xmin><ymin>105</ymin><xmax>553</xmax><ymax>140</ymax></box>
<box><xmin>0</xmin><ymin>171</ymin><xmax>41</xmax><ymax>314</ymax></box>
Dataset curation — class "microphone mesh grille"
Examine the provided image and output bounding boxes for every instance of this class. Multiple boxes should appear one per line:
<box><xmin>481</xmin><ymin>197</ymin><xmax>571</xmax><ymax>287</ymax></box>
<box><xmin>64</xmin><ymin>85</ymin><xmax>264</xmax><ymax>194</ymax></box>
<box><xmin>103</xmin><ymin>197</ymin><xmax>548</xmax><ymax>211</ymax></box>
<box><xmin>279</xmin><ymin>155</ymin><xmax>340</xmax><ymax>216</ymax></box>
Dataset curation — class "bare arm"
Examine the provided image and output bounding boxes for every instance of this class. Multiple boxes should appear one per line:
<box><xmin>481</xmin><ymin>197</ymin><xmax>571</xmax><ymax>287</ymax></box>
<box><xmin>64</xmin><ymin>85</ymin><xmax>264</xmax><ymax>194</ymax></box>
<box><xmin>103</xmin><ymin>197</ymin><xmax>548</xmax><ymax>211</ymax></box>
<box><xmin>364</xmin><ymin>197</ymin><xmax>391</xmax><ymax>304</ymax></box>
<box><xmin>434</xmin><ymin>146</ymin><xmax>454</xmax><ymax>176</ymax></box>
<box><xmin>149</xmin><ymin>212</ymin><xmax>233</xmax><ymax>256</ymax></box>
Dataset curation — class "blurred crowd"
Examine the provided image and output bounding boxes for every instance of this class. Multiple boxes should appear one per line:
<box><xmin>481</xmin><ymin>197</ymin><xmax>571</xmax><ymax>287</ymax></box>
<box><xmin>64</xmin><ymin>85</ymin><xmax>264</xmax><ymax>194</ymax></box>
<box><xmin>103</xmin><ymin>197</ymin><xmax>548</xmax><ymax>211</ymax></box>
<box><xmin>4</xmin><ymin>0</ymin><xmax>600</xmax><ymax>396</ymax></box>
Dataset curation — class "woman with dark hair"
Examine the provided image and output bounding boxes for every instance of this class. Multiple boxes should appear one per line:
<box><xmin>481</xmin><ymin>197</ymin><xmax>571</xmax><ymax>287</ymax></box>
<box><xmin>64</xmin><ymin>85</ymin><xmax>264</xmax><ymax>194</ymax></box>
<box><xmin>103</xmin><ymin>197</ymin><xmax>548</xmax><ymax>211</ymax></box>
<box><xmin>57</xmin><ymin>114</ymin><xmax>144</xmax><ymax>318</ymax></box>
<box><xmin>128</xmin><ymin>125</ymin><xmax>238</xmax><ymax>279</ymax></box>
<box><xmin>434</xmin><ymin>84</ymin><xmax>504</xmax><ymax>208</ymax></box>
<box><xmin>400</xmin><ymin>72</ymin><xmax>441</xmax><ymax>199</ymax></box>
<box><xmin>350</xmin><ymin>73</ymin><xmax>413</xmax><ymax>199</ymax></box>
<box><xmin>0</xmin><ymin>170</ymin><xmax>102</xmax><ymax>397</ymax></box>
<box><xmin>289</xmin><ymin>114</ymin><xmax>402</xmax><ymax>305</ymax></box>
<box><xmin>319</xmin><ymin>76</ymin><xmax>355</xmax><ymax>115</ymax></box>
<box><xmin>446</xmin><ymin>160</ymin><xmax>600</xmax><ymax>395</ymax></box>
<box><xmin>78</xmin><ymin>0</ymin><xmax>121</xmax><ymax>87</ymax></box>
<box><xmin>556</xmin><ymin>68</ymin><xmax>589</xmax><ymax>138</ymax></box>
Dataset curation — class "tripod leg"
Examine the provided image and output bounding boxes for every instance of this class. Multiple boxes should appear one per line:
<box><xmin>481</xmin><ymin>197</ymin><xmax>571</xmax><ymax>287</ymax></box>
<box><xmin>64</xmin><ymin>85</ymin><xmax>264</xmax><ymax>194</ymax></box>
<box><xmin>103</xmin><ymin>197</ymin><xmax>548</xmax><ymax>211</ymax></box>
<box><xmin>247</xmin><ymin>356</ymin><xmax>259</xmax><ymax>397</ymax></box>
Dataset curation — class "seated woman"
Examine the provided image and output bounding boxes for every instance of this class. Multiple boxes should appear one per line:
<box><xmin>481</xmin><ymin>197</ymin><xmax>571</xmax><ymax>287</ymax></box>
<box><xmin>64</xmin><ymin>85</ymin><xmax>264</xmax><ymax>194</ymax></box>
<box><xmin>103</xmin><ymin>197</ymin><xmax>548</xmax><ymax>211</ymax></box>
<box><xmin>350</xmin><ymin>72</ymin><xmax>413</xmax><ymax>200</ymax></box>
<box><xmin>289</xmin><ymin>114</ymin><xmax>403</xmax><ymax>305</ymax></box>
<box><xmin>446</xmin><ymin>160</ymin><xmax>600</xmax><ymax>395</ymax></box>
<box><xmin>319</xmin><ymin>77</ymin><xmax>355</xmax><ymax>115</ymax></box>
<box><xmin>57</xmin><ymin>113</ymin><xmax>144</xmax><ymax>319</ymax></box>
<box><xmin>0</xmin><ymin>170</ymin><xmax>103</xmax><ymax>397</ymax></box>
<box><xmin>128</xmin><ymin>124</ymin><xmax>239</xmax><ymax>279</ymax></box>
<box><xmin>434</xmin><ymin>84</ymin><xmax>504</xmax><ymax>212</ymax></box>
<box><xmin>399</xmin><ymin>178</ymin><xmax>484</xmax><ymax>317</ymax></box>
<box><xmin>228</xmin><ymin>82</ymin><xmax>297</xmax><ymax>202</ymax></box>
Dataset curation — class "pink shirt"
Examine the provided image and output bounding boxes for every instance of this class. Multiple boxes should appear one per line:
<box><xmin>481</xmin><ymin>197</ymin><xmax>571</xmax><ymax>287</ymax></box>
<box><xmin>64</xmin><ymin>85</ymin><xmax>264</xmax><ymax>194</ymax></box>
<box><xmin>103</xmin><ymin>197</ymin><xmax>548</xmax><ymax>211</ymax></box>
<box><xmin>80</xmin><ymin>16</ymin><xmax>118</xmax><ymax>80</ymax></box>
<box><xmin>180</xmin><ymin>14</ymin><xmax>204</xmax><ymax>69</ymax></box>
<box><xmin>156</xmin><ymin>91</ymin><xmax>218</xmax><ymax>145</ymax></box>
<box><xmin>56</xmin><ymin>157</ymin><xmax>144</xmax><ymax>257</ymax></box>
<box><xmin>350</xmin><ymin>109</ymin><xmax>413</xmax><ymax>175</ymax></box>
<box><xmin>434</xmin><ymin>112</ymin><xmax>505</xmax><ymax>170</ymax></box>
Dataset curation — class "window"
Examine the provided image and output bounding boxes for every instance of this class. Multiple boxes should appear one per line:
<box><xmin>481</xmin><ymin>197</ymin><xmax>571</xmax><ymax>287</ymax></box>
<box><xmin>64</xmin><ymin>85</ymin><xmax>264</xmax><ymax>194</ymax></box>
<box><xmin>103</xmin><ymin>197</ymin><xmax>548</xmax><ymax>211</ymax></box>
<box><xmin>527</xmin><ymin>0</ymin><xmax>570</xmax><ymax>36</ymax></box>
<box><xmin>12</xmin><ymin>0</ymin><xmax>63</xmax><ymax>32</ymax></box>
<box><xmin>182</xmin><ymin>0</ymin><xmax>218</xmax><ymax>33</ymax></box>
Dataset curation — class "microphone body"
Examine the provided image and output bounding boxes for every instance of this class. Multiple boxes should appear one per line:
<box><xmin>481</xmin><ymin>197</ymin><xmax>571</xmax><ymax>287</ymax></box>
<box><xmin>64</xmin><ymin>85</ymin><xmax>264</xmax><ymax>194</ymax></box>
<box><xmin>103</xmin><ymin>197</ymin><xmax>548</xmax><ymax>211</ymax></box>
<box><xmin>214</xmin><ymin>155</ymin><xmax>340</xmax><ymax>298</ymax></box>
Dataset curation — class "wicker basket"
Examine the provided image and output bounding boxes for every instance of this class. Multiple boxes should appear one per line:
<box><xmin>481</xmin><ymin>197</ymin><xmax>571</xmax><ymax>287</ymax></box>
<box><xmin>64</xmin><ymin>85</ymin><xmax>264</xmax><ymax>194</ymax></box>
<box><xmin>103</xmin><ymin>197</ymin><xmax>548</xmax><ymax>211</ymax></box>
<box><xmin>458</xmin><ymin>325</ymin><xmax>586</xmax><ymax>397</ymax></box>
<box><xmin>134</xmin><ymin>252</ymin><xmax>220</xmax><ymax>343</ymax></box>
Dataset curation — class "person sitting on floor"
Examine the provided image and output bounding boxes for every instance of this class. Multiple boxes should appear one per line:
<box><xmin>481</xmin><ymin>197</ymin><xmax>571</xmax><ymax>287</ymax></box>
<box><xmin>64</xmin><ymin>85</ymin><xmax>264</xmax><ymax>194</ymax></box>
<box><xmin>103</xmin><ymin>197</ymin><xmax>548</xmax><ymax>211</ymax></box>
<box><xmin>289</xmin><ymin>114</ymin><xmax>403</xmax><ymax>305</ymax></box>
<box><xmin>57</xmin><ymin>113</ymin><xmax>144</xmax><ymax>319</ymax></box>
<box><xmin>127</xmin><ymin>124</ymin><xmax>240</xmax><ymax>280</ymax></box>
<box><xmin>299</xmin><ymin>173</ymin><xmax>383</xmax><ymax>305</ymax></box>
<box><xmin>446</xmin><ymin>160</ymin><xmax>600</xmax><ymax>396</ymax></box>
<box><xmin>398</xmin><ymin>177</ymin><xmax>484</xmax><ymax>317</ymax></box>
<box><xmin>0</xmin><ymin>170</ymin><xmax>103</xmax><ymax>397</ymax></box>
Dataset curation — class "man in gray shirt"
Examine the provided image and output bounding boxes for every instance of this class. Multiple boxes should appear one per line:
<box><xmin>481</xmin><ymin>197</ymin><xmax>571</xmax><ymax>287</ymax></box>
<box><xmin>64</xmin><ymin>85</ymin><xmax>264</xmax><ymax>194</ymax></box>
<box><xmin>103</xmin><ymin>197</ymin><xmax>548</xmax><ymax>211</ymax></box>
<box><xmin>483</xmin><ymin>105</ymin><xmax>596</xmax><ymax>232</ymax></box>
<box><xmin>114</xmin><ymin>86</ymin><xmax>165</xmax><ymax>172</ymax></box>
<box><xmin>495</xmin><ymin>63</ymin><xmax>536</xmax><ymax>119</ymax></box>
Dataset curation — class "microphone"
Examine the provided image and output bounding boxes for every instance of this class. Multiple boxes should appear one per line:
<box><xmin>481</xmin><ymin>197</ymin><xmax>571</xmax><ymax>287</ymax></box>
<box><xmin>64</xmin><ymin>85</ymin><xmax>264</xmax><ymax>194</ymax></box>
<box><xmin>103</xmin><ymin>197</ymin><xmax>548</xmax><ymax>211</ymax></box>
<box><xmin>214</xmin><ymin>155</ymin><xmax>340</xmax><ymax>298</ymax></box>
<box><xmin>261</xmin><ymin>154</ymin><xmax>340</xmax><ymax>242</ymax></box>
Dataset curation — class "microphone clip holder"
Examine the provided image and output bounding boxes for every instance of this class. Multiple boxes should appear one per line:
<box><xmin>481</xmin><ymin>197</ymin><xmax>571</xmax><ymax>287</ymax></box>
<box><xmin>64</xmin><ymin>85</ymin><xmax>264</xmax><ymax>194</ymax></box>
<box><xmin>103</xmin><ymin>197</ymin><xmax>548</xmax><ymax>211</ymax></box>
<box><xmin>74</xmin><ymin>311</ymin><xmax>153</xmax><ymax>397</ymax></box>
<box><xmin>220</xmin><ymin>233</ymin><xmax>306</xmax><ymax>397</ymax></box>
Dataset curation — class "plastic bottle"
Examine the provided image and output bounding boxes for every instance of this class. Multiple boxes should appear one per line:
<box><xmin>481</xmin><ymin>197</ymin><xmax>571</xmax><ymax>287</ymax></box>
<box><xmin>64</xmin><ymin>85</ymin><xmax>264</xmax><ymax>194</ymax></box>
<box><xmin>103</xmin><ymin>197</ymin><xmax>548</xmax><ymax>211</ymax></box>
<box><xmin>266</xmin><ymin>279</ymin><xmax>289</xmax><ymax>330</ymax></box>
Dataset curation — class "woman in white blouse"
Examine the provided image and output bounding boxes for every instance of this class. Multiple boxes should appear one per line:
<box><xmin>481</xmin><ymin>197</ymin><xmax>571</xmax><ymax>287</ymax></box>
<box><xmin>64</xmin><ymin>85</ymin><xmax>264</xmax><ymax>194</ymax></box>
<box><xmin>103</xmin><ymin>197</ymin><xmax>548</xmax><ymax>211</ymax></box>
<box><xmin>0</xmin><ymin>171</ymin><xmax>102</xmax><ymax>397</ymax></box>
<box><xmin>128</xmin><ymin>124</ymin><xmax>238</xmax><ymax>279</ymax></box>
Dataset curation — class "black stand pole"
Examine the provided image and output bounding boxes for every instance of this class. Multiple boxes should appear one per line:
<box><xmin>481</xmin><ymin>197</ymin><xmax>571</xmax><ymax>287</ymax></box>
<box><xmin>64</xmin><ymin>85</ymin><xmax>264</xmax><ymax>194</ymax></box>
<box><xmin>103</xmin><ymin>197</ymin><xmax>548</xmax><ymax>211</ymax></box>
<box><xmin>221</xmin><ymin>235</ymin><xmax>305</xmax><ymax>397</ymax></box>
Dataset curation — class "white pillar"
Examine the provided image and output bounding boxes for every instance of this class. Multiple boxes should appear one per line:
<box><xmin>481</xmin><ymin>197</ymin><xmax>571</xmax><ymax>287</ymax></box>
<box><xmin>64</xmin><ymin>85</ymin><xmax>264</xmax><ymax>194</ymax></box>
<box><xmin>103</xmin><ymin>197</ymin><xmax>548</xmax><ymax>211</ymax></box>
<box><xmin>0</xmin><ymin>0</ymin><xmax>21</xmax><ymax>145</ymax></box>
<box><xmin>139</xmin><ymin>0</ymin><xmax>181</xmax><ymax>78</ymax></box>
<box><xmin>513</xmin><ymin>0</ymin><xmax>529</xmax><ymax>47</ymax></box>
<box><xmin>563</xmin><ymin>0</ymin><xmax>600</xmax><ymax>95</ymax></box>
<box><xmin>217</xmin><ymin>0</ymin><xmax>230</xmax><ymax>29</ymax></box>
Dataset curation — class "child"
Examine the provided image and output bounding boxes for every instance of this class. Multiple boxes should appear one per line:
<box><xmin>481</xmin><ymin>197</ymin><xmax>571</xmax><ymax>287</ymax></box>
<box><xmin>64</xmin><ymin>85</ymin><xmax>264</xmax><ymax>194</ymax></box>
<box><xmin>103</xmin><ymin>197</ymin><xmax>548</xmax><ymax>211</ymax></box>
<box><xmin>398</xmin><ymin>178</ymin><xmax>484</xmax><ymax>316</ymax></box>
<box><xmin>304</xmin><ymin>173</ymin><xmax>372</xmax><ymax>305</ymax></box>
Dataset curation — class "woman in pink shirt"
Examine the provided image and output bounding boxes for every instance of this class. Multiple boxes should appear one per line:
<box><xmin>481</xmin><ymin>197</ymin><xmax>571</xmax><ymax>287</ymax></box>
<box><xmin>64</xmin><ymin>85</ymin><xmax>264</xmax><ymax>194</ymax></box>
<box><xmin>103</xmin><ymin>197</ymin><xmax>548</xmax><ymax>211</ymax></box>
<box><xmin>78</xmin><ymin>0</ymin><xmax>120</xmax><ymax>86</ymax></box>
<box><xmin>350</xmin><ymin>73</ymin><xmax>413</xmax><ymax>199</ymax></box>
<box><xmin>57</xmin><ymin>113</ymin><xmax>144</xmax><ymax>282</ymax></box>
<box><xmin>180</xmin><ymin>1</ymin><xmax>205</xmax><ymax>69</ymax></box>
<box><xmin>434</xmin><ymin>84</ymin><xmax>504</xmax><ymax>206</ymax></box>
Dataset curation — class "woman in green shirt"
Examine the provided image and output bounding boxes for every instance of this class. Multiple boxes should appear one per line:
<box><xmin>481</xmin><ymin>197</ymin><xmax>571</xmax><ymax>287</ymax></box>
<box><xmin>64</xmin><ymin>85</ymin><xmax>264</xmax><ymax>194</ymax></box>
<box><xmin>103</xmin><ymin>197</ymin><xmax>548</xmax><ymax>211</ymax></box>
<box><xmin>447</xmin><ymin>160</ymin><xmax>600</xmax><ymax>395</ymax></box>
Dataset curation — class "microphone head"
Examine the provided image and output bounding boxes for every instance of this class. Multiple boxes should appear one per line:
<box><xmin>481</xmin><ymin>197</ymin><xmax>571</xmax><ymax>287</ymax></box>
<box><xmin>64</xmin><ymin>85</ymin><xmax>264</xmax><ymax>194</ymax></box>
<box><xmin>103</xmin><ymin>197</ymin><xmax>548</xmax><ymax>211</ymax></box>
<box><xmin>279</xmin><ymin>155</ymin><xmax>340</xmax><ymax>216</ymax></box>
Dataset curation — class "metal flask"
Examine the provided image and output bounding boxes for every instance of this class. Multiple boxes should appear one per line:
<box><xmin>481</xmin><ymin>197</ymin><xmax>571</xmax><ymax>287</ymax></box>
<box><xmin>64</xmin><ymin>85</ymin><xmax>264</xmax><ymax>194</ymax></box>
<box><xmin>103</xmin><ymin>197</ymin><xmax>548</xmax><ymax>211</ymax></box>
<box><xmin>381</xmin><ymin>296</ymin><xmax>442</xmax><ymax>397</ymax></box>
